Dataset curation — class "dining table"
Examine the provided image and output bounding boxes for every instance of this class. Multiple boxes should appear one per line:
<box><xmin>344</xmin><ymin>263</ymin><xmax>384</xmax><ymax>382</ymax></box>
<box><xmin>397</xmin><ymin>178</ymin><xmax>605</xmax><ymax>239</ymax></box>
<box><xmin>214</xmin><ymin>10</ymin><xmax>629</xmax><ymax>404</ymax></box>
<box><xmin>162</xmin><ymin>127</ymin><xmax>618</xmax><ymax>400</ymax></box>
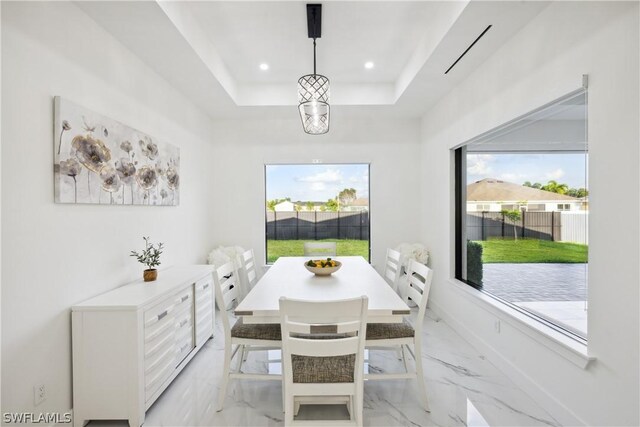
<box><xmin>234</xmin><ymin>256</ymin><xmax>410</xmax><ymax>324</ymax></box>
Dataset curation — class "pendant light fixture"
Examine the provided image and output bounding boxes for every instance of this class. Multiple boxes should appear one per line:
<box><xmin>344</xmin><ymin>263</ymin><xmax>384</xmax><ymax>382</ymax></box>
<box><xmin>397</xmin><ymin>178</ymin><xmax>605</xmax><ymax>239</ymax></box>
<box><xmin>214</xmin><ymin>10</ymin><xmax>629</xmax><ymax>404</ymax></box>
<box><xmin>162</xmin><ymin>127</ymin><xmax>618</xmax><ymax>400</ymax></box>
<box><xmin>298</xmin><ymin>4</ymin><xmax>330</xmax><ymax>135</ymax></box>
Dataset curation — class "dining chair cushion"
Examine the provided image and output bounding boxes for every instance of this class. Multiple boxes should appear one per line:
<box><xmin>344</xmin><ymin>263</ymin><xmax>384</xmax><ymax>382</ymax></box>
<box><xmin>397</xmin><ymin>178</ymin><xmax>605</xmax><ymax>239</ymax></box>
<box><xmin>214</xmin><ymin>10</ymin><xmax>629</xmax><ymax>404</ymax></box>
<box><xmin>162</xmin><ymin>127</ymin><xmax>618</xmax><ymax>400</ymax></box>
<box><xmin>366</xmin><ymin>319</ymin><xmax>415</xmax><ymax>340</ymax></box>
<box><xmin>231</xmin><ymin>318</ymin><xmax>282</xmax><ymax>341</ymax></box>
<box><xmin>291</xmin><ymin>354</ymin><xmax>356</xmax><ymax>383</ymax></box>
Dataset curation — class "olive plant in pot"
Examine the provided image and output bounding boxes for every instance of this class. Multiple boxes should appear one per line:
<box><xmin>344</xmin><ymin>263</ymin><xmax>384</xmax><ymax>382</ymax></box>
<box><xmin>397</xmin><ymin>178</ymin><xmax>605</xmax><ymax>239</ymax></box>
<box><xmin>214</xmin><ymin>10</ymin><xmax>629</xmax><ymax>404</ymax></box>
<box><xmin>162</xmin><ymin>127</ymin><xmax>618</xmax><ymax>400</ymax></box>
<box><xmin>130</xmin><ymin>236</ymin><xmax>164</xmax><ymax>282</ymax></box>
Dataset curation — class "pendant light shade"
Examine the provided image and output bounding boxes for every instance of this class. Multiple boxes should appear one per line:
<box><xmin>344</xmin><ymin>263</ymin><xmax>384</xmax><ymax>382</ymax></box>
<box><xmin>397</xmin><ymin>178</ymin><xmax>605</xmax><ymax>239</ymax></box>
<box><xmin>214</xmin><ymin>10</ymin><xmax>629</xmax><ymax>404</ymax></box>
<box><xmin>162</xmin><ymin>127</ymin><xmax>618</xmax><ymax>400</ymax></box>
<box><xmin>298</xmin><ymin>4</ymin><xmax>330</xmax><ymax>135</ymax></box>
<box><xmin>298</xmin><ymin>73</ymin><xmax>330</xmax><ymax>135</ymax></box>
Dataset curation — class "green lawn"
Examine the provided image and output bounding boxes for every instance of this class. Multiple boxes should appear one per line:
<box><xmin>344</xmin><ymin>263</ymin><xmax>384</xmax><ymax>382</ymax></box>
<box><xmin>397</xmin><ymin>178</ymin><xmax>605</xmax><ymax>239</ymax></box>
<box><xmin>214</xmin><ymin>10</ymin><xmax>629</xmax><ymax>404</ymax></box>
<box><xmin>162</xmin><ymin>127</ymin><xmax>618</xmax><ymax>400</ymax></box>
<box><xmin>267</xmin><ymin>239</ymin><xmax>369</xmax><ymax>263</ymax></box>
<box><xmin>477</xmin><ymin>238</ymin><xmax>588</xmax><ymax>263</ymax></box>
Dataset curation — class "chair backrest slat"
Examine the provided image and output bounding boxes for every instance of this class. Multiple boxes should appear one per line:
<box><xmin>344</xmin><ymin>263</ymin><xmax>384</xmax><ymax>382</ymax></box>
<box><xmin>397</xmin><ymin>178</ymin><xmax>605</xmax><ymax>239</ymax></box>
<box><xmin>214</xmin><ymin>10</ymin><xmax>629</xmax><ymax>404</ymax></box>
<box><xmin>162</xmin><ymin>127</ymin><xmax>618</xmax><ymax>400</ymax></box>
<box><xmin>240</xmin><ymin>249</ymin><xmax>259</xmax><ymax>293</ymax></box>
<box><xmin>213</xmin><ymin>261</ymin><xmax>240</xmax><ymax>337</ymax></box>
<box><xmin>408</xmin><ymin>273</ymin><xmax>427</xmax><ymax>293</ymax></box>
<box><xmin>405</xmin><ymin>260</ymin><xmax>433</xmax><ymax>334</ymax></box>
<box><xmin>406</xmin><ymin>285</ymin><xmax>423</xmax><ymax>305</ymax></box>
<box><xmin>288</xmin><ymin>336</ymin><xmax>360</xmax><ymax>357</ymax></box>
<box><xmin>287</xmin><ymin>320</ymin><xmax>361</xmax><ymax>335</ymax></box>
<box><xmin>383</xmin><ymin>248</ymin><xmax>402</xmax><ymax>292</ymax></box>
<box><xmin>222</xmin><ymin>283</ymin><xmax>238</xmax><ymax>309</ymax></box>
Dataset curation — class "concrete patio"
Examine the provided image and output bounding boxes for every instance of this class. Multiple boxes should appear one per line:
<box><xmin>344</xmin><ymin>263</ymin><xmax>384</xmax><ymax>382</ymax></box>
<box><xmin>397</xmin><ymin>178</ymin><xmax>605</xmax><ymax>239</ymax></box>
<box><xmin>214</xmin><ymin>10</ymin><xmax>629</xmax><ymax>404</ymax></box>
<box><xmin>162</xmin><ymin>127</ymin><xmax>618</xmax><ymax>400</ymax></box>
<box><xmin>482</xmin><ymin>263</ymin><xmax>588</xmax><ymax>338</ymax></box>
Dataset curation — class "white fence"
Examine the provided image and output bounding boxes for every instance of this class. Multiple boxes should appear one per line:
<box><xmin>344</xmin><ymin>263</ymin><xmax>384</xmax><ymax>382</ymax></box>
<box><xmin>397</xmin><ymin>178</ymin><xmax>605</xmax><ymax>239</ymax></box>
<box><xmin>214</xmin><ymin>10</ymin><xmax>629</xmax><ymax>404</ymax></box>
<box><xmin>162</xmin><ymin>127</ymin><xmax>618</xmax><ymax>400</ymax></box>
<box><xmin>560</xmin><ymin>211</ymin><xmax>589</xmax><ymax>244</ymax></box>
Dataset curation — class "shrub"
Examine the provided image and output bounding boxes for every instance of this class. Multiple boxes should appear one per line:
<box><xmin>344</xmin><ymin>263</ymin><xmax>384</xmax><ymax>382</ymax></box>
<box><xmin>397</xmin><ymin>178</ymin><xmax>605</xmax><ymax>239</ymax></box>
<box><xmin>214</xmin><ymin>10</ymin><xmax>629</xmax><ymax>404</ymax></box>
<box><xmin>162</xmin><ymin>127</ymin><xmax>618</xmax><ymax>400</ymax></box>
<box><xmin>467</xmin><ymin>240</ymin><xmax>483</xmax><ymax>286</ymax></box>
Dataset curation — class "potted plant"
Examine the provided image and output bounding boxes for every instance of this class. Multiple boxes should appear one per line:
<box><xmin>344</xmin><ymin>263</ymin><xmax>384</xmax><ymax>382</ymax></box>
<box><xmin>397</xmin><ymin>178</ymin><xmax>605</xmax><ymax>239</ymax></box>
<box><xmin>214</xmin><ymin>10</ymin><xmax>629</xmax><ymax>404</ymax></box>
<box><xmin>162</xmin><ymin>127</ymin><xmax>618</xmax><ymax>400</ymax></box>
<box><xmin>130</xmin><ymin>236</ymin><xmax>164</xmax><ymax>282</ymax></box>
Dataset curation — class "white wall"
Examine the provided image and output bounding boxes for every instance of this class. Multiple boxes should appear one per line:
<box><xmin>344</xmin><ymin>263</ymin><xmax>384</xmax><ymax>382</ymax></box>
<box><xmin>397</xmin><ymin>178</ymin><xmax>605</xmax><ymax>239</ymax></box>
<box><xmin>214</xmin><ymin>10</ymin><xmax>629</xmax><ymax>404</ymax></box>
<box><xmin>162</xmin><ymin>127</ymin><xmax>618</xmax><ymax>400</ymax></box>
<box><xmin>420</xmin><ymin>2</ymin><xmax>639</xmax><ymax>426</ymax></box>
<box><xmin>208</xmin><ymin>115</ymin><xmax>422</xmax><ymax>271</ymax></box>
<box><xmin>1</xmin><ymin>2</ymin><xmax>216</xmax><ymax>415</ymax></box>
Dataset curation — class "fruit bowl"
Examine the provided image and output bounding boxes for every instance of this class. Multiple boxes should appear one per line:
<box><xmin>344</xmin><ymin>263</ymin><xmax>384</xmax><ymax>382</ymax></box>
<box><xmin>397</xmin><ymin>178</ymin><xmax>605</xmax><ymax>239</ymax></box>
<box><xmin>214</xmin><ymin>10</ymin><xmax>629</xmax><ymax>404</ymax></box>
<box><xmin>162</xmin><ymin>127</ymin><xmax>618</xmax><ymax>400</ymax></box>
<box><xmin>304</xmin><ymin>259</ymin><xmax>342</xmax><ymax>276</ymax></box>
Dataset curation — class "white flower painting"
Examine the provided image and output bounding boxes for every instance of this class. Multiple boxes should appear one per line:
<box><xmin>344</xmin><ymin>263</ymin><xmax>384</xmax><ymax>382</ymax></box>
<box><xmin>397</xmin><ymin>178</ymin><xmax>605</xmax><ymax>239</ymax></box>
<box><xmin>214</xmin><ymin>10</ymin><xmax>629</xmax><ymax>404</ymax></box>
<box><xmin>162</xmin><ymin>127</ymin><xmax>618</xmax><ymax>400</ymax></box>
<box><xmin>54</xmin><ymin>97</ymin><xmax>180</xmax><ymax>205</ymax></box>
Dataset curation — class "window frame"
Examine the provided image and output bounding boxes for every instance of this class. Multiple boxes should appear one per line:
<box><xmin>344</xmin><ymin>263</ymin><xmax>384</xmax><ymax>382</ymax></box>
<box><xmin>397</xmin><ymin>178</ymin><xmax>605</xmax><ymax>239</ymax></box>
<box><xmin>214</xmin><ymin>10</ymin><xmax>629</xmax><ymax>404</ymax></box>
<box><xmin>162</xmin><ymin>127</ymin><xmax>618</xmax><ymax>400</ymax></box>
<box><xmin>453</xmin><ymin>88</ymin><xmax>589</xmax><ymax>345</ymax></box>
<box><xmin>264</xmin><ymin>163</ymin><xmax>372</xmax><ymax>265</ymax></box>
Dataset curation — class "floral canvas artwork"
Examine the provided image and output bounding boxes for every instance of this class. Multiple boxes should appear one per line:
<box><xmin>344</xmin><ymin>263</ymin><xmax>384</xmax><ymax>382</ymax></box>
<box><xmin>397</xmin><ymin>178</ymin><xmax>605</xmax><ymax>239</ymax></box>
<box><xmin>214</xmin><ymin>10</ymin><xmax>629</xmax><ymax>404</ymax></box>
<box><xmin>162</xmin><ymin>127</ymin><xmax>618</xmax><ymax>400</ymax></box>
<box><xmin>54</xmin><ymin>97</ymin><xmax>180</xmax><ymax>205</ymax></box>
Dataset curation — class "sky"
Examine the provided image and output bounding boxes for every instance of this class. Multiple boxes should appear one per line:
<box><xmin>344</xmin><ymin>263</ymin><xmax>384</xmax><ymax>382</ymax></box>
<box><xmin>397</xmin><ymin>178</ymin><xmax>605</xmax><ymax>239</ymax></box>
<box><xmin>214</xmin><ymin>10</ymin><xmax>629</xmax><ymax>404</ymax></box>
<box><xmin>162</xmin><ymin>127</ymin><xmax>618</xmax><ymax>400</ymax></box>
<box><xmin>266</xmin><ymin>164</ymin><xmax>369</xmax><ymax>202</ymax></box>
<box><xmin>466</xmin><ymin>153</ymin><xmax>588</xmax><ymax>189</ymax></box>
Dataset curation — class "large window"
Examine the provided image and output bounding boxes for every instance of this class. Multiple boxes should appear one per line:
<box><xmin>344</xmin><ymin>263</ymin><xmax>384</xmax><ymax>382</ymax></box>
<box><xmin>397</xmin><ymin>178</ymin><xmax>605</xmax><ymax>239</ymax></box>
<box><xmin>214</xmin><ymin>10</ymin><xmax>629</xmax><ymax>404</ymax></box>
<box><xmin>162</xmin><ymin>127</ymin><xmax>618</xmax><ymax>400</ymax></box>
<box><xmin>265</xmin><ymin>164</ymin><xmax>370</xmax><ymax>263</ymax></box>
<box><xmin>455</xmin><ymin>90</ymin><xmax>589</xmax><ymax>342</ymax></box>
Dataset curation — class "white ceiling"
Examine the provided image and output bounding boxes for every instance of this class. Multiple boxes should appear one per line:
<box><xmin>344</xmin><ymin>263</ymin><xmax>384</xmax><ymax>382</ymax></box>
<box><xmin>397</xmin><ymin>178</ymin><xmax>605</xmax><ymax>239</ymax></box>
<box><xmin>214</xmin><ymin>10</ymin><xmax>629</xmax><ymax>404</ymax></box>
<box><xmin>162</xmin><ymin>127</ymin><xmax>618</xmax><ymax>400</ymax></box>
<box><xmin>77</xmin><ymin>1</ymin><xmax>550</xmax><ymax>119</ymax></box>
<box><xmin>187</xmin><ymin>2</ymin><xmax>443</xmax><ymax>85</ymax></box>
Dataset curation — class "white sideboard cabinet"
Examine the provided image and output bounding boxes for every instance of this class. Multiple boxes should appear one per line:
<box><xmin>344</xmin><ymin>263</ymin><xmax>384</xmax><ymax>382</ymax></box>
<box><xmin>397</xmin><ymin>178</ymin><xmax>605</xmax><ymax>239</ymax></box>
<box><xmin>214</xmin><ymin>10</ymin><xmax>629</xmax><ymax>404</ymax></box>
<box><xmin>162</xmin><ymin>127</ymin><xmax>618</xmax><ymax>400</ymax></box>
<box><xmin>72</xmin><ymin>266</ymin><xmax>215</xmax><ymax>427</ymax></box>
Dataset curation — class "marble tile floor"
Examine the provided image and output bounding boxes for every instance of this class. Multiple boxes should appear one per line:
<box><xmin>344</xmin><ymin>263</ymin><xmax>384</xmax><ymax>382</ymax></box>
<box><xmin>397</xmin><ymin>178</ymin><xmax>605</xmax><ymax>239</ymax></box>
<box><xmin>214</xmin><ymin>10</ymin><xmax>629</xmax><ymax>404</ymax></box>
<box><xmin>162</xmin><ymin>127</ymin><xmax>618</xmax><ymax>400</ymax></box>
<box><xmin>89</xmin><ymin>309</ymin><xmax>560</xmax><ymax>427</ymax></box>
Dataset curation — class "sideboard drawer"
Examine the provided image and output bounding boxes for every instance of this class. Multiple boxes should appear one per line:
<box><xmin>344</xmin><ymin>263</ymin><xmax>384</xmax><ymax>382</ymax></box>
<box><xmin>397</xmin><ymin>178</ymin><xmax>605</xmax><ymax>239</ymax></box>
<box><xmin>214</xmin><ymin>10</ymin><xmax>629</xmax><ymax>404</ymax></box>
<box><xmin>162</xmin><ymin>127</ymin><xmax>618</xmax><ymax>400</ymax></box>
<box><xmin>195</xmin><ymin>302</ymin><xmax>213</xmax><ymax>326</ymax></box>
<box><xmin>195</xmin><ymin>277</ymin><xmax>212</xmax><ymax>302</ymax></box>
<box><xmin>194</xmin><ymin>276</ymin><xmax>214</xmax><ymax>346</ymax></box>
<box><xmin>175</xmin><ymin>333</ymin><xmax>194</xmax><ymax>365</ymax></box>
<box><xmin>144</xmin><ymin>298</ymin><xmax>176</xmax><ymax>328</ymax></box>
<box><xmin>175</xmin><ymin>311</ymin><xmax>192</xmax><ymax>332</ymax></box>
<box><xmin>144</xmin><ymin>349</ymin><xmax>175</xmax><ymax>402</ymax></box>
<box><xmin>145</xmin><ymin>316</ymin><xmax>174</xmax><ymax>343</ymax></box>
<box><xmin>196</xmin><ymin>315</ymin><xmax>213</xmax><ymax>346</ymax></box>
<box><xmin>173</xmin><ymin>287</ymin><xmax>193</xmax><ymax>313</ymax></box>
<box><xmin>144</xmin><ymin>328</ymin><xmax>175</xmax><ymax>362</ymax></box>
<box><xmin>144</xmin><ymin>341</ymin><xmax>175</xmax><ymax>377</ymax></box>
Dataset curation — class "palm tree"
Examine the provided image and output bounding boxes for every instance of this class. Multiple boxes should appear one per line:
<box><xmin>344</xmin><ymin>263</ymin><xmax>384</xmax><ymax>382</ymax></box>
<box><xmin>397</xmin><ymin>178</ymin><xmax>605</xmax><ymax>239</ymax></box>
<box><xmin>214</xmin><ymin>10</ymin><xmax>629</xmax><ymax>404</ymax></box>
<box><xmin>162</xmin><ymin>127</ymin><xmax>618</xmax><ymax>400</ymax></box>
<box><xmin>541</xmin><ymin>180</ymin><xmax>569</xmax><ymax>195</ymax></box>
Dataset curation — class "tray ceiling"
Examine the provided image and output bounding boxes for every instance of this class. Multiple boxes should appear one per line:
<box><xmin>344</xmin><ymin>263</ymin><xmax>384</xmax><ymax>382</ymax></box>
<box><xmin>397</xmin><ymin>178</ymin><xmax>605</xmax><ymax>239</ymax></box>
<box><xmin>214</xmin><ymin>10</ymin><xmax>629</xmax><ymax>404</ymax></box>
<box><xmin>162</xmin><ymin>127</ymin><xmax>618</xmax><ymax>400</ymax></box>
<box><xmin>77</xmin><ymin>1</ymin><xmax>550</xmax><ymax>119</ymax></box>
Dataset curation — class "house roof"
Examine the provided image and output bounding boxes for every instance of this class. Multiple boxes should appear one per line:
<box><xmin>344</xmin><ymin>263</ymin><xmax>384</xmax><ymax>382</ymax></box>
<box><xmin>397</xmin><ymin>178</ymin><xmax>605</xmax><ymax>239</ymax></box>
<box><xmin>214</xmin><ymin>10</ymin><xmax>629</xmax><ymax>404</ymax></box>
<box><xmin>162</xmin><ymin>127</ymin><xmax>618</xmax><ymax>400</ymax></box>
<box><xmin>295</xmin><ymin>201</ymin><xmax>326</xmax><ymax>206</ymax></box>
<box><xmin>349</xmin><ymin>198</ymin><xmax>369</xmax><ymax>207</ymax></box>
<box><xmin>467</xmin><ymin>179</ymin><xmax>578</xmax><ymax>202</ymax></box>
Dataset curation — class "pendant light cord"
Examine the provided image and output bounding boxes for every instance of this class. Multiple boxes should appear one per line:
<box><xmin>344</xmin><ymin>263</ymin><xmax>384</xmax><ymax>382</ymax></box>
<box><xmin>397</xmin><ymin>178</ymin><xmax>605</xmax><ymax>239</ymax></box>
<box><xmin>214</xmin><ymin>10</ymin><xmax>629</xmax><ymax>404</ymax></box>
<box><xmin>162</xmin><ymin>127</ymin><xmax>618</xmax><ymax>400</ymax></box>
<box><xmin>313</xmin><ymin>38</ymin><xmax>317</xmax><ymax>75</ymax></box>
<box><xmin>312</xmin><ymin>6</ymin><xmax>317</xmax><ymax>76</ymax></box>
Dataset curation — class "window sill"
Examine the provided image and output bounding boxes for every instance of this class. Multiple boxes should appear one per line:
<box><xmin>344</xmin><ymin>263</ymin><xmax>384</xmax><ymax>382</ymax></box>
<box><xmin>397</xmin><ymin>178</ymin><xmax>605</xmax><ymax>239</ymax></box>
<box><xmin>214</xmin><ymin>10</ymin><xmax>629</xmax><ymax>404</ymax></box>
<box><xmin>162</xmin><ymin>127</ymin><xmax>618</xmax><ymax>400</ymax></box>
<box><xmin>447</xmin><ymin>278</ymin><xmax>595</xmax><ymax>369</ymax></box>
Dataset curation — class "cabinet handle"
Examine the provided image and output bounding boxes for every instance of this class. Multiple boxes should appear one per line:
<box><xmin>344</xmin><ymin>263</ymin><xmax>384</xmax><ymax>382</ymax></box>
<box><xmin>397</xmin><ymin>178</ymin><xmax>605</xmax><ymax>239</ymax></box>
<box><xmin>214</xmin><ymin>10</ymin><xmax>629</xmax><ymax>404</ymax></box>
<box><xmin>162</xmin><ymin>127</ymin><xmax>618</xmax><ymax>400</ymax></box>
<box><xmin>181</xmin><ymin>295</ymin><xmax>189</xmax><ymax>303</ymax></box>
<box><xmin>179</xmin><ymin>319</ymin><xmax>188</xmax><ymax>328</ymax></box>
<box><xmin>157</xmin><ymin>310</ymin><xmax>168</xmax><ymax>321</ymax></box>
<box><xmin>203</xmin><ymin>283</ymin><xmax>210</xmax><ymax>290</ymax></box>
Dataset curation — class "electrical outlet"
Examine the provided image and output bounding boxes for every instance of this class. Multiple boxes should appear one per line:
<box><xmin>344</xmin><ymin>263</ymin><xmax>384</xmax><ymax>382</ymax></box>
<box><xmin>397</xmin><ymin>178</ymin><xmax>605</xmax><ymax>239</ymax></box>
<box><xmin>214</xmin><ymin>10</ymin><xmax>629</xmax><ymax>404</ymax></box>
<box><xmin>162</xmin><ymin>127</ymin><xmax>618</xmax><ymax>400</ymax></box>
<box><xmin>494</xmin><ymin>319</ymin><xmax>501</xmax><ymax>333</ymax></box>
<box><xmin>34</xmin><ymin>384</ymin><xmax>46</xmax><ymax>406</ymax></box>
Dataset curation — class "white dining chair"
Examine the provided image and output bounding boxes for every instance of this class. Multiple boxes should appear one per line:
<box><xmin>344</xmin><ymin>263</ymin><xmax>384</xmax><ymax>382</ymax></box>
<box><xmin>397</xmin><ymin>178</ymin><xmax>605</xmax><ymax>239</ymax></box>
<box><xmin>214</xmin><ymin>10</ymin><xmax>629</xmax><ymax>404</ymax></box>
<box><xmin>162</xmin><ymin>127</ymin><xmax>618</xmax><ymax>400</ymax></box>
<box><xmin>303</xmin><ymin>241</ymin><xmax>337</xmax><ymax>257</ymax></box>
<box><xmin>239</xmin><ymin>248</ymin><xmax>260</xmax><ymax>297</ymax></box>
<box><xmin>213</xmin><ymin>261</ymin><xmax>282</xmax><ymax>412</ymax></box>
<box><xmin>279</xmin><ymin>296</ymin><xmax>368</xmax><ymax>426</ymax></box>
<box><xmin>365</xmin><ymin>259</ymin><xmax>433</xmax><ymax>412</ymax></box>
<box><xmin>383</xmin><ymin>248</ymin><xmax>403</xmax><ymax>293</ymax></box>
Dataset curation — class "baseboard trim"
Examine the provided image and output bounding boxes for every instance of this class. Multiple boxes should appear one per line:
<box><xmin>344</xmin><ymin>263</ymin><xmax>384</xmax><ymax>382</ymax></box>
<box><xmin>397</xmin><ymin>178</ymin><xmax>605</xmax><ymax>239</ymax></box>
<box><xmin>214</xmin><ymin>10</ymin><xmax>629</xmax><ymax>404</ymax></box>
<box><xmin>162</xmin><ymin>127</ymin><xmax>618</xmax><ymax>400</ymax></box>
<box><xmin>429</xmin><ymin>298</ymin><xmax>587</xmax><ymax>426</ymax></box>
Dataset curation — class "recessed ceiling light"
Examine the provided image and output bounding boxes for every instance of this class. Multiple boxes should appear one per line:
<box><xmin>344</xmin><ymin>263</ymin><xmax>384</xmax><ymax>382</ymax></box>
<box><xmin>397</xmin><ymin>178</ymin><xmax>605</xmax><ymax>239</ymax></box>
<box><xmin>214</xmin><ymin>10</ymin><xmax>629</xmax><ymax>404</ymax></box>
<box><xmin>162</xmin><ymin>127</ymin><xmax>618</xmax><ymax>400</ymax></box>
<box><xmin>259</xmin><ymin>63</ymin><xmax>269</xmax><ymax>71</ymax></box>
<box><xmin>364</xmin><ymin>61</ymin><xmax>374</xmax><ymax>69</ymax></box>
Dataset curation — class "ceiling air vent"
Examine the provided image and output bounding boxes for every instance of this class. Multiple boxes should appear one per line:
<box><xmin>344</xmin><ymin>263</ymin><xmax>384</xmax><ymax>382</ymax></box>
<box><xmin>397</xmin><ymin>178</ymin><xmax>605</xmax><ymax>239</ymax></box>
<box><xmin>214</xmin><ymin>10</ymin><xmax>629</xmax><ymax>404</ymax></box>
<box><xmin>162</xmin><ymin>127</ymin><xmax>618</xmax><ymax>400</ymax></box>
<box><xmin>444</xmin><ymin>25</ymin><xmax>492</xmax><ymax>75</ymax></box>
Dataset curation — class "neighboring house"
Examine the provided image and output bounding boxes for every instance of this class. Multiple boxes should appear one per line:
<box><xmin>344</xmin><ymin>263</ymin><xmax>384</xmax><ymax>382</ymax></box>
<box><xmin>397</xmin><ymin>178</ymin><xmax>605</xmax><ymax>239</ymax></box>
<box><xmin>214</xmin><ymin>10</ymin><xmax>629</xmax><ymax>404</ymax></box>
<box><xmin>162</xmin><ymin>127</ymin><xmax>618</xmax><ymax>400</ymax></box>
<box><xmin>273</xmin><ymin>200</ymin><xmax>297</xmax><ymax>212</ymax></box>
<box><xmin>342</xmin><ymin>198</ymin><xmax>369</xmax><ymax>212</ymax></box>
<box><xmin>291</xmin><ymin>199</ymin><xmax>370</xmax><ymax>212</ymax></box>
<box><xmin>295</xmin><ymin>201</ymin><xmax>326</xmax><ymax>211</ymax></box>
<box><xmin>467</xmin><ymin>178</ymin><xmax>583</xmax><ymax>212</ymax></box>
